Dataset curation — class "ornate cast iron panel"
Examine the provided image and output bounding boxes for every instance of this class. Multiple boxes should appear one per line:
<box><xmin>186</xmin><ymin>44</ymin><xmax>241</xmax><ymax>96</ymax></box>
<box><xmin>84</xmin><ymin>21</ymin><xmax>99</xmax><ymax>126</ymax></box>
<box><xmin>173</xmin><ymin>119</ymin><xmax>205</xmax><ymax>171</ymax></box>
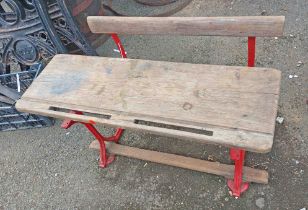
<box><xmin>0</xmin><ymin>0</ymin><xmax>96</xmax><ymax>74</ymax></box>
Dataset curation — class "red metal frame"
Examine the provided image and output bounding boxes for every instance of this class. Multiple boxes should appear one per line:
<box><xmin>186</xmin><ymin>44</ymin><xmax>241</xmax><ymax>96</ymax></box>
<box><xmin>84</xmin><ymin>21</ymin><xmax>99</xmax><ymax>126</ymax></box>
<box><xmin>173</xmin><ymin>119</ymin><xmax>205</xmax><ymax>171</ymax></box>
<box><xmin>61</xmin><ymin>111</ymin><xmax>124</xmax><ymax>168</ymax></box>
<box><xmin>227</xmin><ymin>148</ymin><xmax>250</xmax><ymax>197</ymax></box>
<box><xmin>61</xmin><ymin>34</ymin><xmax>126</xmax><ymax>168</ymax></box>
<box><xmin>227</xmin><ymin>36</ymin><xmax>256</xmax><ymax>197</ymax></box>
<box><xmin>111</xmin><ymin>34</ymin><xmax>127</xmax><ymax>58</ymax></box>
<box><xmin>247</xmin><ymin>37</ymin><xmax>256</xmax><ymax>67</ymax></box>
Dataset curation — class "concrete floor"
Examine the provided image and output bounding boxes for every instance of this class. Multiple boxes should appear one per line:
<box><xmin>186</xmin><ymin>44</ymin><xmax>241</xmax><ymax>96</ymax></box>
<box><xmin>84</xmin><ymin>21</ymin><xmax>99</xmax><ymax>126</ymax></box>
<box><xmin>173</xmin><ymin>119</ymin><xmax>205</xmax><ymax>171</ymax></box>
<box><xmin>0</xmin><ymin>0</ymin><xmax>307</xmax><ymax>209</ymax></box>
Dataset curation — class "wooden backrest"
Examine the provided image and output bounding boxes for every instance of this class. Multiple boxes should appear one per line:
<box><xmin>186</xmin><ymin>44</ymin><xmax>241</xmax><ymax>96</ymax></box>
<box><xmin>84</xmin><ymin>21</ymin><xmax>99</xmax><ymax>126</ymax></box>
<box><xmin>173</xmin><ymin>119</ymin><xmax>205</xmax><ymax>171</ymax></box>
<box><xmin>87</xmin><ymin>16</ymin><xmax>285</xmax><ymax>37</ymax></box>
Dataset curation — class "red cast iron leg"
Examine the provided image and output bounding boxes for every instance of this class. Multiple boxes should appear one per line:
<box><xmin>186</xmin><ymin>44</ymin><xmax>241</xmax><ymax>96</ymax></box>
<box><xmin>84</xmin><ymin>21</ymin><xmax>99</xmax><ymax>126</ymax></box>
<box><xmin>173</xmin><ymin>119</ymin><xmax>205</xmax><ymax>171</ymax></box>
<box><xmin>105</xmin><ymin>128</ymin><xmax>124</xmax><ymax>143</ymax></box>
<box><xmin>61</xmin><ymin>111</ymin><xmax>124</xmax><ymax>168</ymax></box>
<box><xmin>83</xmin><ymin>123</ymin><xmax>116</xmax><ymax>168</ymax></box>
<box><xmin>61</xmin><ymin>110</ymin><xmax>83</xmax><ymax>129</ymax></box>
<box><xmin>227</xmin><ymin>149</ymin><xmax>249</xmax><ymax>197</ymax></box>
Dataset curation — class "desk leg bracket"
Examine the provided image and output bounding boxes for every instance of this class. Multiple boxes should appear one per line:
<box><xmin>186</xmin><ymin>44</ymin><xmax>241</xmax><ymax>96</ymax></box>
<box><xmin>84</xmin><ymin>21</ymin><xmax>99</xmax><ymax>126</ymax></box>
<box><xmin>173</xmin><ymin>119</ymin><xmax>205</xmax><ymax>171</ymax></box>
<box><xmin>227</xmin><ymin>148</ymin><xmax>249</xmax><ymax>197</ymax></box>
<box><xmin>61</xmin><ymin>111</ymin><xmax>124</xmax><ymax>168</ymax></box>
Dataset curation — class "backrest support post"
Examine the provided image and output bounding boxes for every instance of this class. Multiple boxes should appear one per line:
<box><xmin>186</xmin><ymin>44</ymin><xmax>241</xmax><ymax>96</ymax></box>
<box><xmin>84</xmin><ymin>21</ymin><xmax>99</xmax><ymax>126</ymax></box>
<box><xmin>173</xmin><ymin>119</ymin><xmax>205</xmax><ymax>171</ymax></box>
<box><xmin>248</xmin><ymin>37</ymin><xmax>256</xmax><ymax>67</ymax></box>
<box><xmin>111</xmin><ymin>33</ymin><xmax>127</xmax><ymax>58</ymax></box>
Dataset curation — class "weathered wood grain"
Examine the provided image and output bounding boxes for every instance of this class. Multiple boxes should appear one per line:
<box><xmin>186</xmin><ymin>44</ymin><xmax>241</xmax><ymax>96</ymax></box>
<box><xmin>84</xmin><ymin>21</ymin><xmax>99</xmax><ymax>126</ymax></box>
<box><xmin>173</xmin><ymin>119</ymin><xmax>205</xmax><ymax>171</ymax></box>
<box><xmin>16</xmin><ymin>54</ymin><xmax>281</xmax><ymax>152</ymax></box>
<box><xmin>89</xmin><ymin>141</ymin><xmax>268</xmax><ymax>184</ymax></box>
<box><xmin>15</xmin><ymin>99</ymin><xmax>274</xmax><ymax>152</ymax></box>
<box><xmin>87</xmin><ymin>16</ymin><xmax>285</xmax><ymax>37</ymax></box>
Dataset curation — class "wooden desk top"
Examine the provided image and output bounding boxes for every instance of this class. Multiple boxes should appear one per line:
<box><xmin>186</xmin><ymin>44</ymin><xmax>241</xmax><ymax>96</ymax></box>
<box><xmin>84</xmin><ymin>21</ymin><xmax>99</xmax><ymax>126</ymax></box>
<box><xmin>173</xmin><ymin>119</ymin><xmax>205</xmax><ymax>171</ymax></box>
<box><xmin>16</xmin><ymin>54</ymin><xmax>281</xmax><ymax>153</ymax></box>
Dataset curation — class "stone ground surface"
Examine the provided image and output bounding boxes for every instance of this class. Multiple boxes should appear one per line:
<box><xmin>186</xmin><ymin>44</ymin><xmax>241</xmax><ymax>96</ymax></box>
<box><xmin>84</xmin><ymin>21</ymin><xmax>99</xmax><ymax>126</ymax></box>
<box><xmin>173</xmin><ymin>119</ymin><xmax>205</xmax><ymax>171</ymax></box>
<box><xmin>0</xmin><ymin>0</ymin><xmax>307</xmax><ymax>209</ymax></box>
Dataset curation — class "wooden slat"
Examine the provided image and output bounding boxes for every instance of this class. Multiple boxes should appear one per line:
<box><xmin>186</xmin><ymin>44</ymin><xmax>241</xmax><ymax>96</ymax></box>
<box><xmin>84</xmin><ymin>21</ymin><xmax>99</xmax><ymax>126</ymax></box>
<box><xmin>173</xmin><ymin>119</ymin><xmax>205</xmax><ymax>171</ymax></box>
<box><xmin>87</xmin><ymin>16</ymin><xmax>285</xmax><ymax>37</ymax></box>
<box><xmin>89</xmin><ymin>141</ymin><xmax>268</xmax><ymax>184</ymax></box>
<box><xmin>16</xmin><ymin>100</ymin><xmax>274</xmax><ymax>153</ymax></box>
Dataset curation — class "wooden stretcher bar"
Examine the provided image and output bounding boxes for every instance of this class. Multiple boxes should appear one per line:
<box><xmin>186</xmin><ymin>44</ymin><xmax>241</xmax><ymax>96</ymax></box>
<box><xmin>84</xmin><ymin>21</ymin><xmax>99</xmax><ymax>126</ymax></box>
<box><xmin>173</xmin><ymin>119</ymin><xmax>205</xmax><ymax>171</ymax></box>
<box><xmin>89</xmin><ymin>141</ymin><xmax>268</xmax><ymax>184</ymax></box>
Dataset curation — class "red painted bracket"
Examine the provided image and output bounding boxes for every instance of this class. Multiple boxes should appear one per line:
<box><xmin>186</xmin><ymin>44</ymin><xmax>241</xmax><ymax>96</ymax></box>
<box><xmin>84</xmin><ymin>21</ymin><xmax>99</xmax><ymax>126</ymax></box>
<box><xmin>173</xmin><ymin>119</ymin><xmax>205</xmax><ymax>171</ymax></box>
<box><xmin>61</xmin><ymin>111</ymin><xmax>124</xmax><ymax>168</ymax></box>
<box><xmin>248</xmin><ymin>36</ymin><xmax>256</xmax><ymax>67</ymax></box>
<box><xmin>227</xmin><ymin>148</ymin><xmax>249</xmax><ymax>197</ymax></box>
<box><xmin>111</xmin><ymin>33</ymin><xmax>127</xmax><ymax>58</ymax></box>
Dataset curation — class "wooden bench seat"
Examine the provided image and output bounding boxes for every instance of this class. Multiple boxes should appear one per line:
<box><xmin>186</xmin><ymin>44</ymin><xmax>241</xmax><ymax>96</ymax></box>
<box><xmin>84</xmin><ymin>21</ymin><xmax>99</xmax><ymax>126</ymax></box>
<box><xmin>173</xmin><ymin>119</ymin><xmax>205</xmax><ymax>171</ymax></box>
<box><xmin>16</xmin><ymin>54</ymin><xmax>281</xmax><ymax>153</ymax></box>
<box><xmin>15</xmin><ymin>16</ymin><xmax>285</xmax><ymax>196</ymax></box>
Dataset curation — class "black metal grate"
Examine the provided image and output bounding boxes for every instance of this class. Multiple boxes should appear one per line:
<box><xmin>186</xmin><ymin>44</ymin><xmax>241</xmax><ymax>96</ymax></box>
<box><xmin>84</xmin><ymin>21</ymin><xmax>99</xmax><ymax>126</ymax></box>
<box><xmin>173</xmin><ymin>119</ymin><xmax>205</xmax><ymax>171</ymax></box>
<box><xmin>0</xmin><ymin>65</ymin><xmax>54</xmax><ymax>131</ymax></box>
